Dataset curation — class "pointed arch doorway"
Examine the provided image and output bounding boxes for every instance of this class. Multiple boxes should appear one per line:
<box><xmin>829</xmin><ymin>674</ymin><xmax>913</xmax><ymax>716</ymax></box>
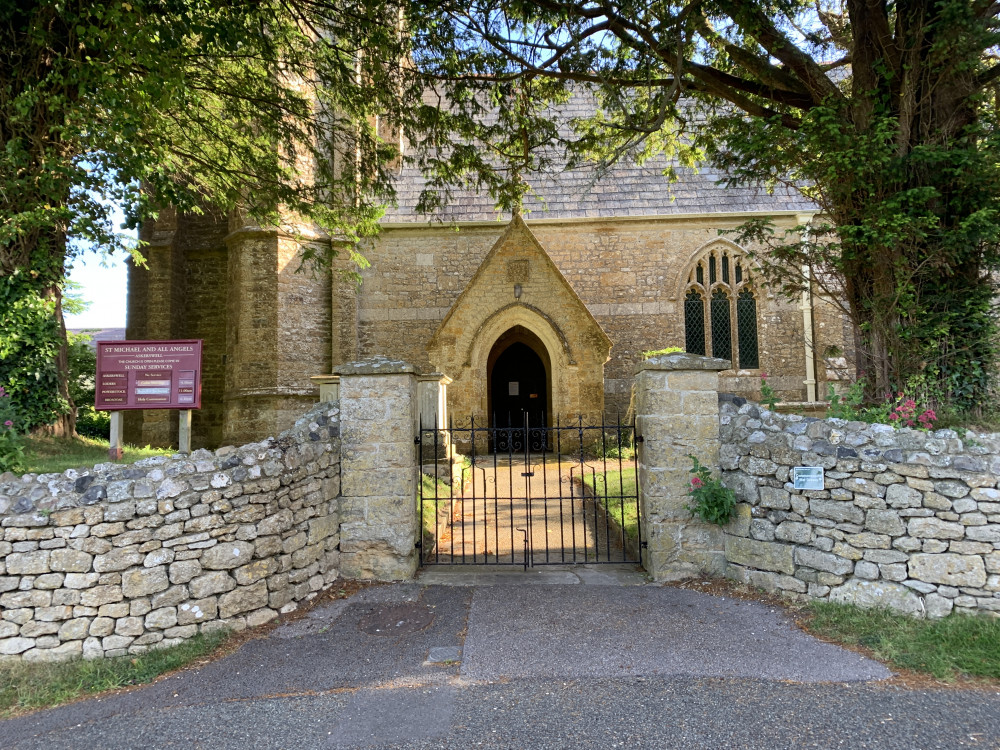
<box><xmin>487</xmin><ymin>326</ymin><xmax>550</xmax><ymax>451</ymax></box>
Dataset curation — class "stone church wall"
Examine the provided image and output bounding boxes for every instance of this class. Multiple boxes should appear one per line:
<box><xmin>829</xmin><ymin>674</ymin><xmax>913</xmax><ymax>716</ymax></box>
<box><xmin>0</xmin><ymin>404</ymin><xmax>342</xmax><ymax>662</ymax></box>
<box><xmin>358</xmin><ymin>214</ymin><xmax>839</xmax><ymax>421</ymax></box>
<box><xmin>719</xmin><ymin>400</ymin><xmax>1000</xmax><ymax>617</ymax></box>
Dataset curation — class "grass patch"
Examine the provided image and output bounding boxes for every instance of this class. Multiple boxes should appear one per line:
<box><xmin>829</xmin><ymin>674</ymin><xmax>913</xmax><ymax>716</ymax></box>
<box><xmin>18</xmin><ymin>435</ymin><xmax>172</xmax><ymax>475</ymax></box>
<box><xmin>0</xmin><ymin>630</ymin><xmax>230</xmax><ymax>717</ymax></box>
<box><xmin>582</xmin><ymin>467</ymin><xmax>639</xmax><ymax>546</ymax></box>
<box><xmin>805</xmin><ymin>601</ymin><xmax>1000</xmax><ymax>681</ymax></box>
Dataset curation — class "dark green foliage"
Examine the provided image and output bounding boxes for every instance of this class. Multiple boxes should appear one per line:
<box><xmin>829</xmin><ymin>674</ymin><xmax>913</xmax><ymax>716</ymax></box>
<box><xmin>1</xmin><ymin>0</ymin><xmax>419</xmax><ymax>429</ymax></box>
<box><xmin>66</xmin><ymin>333</ymin><xmax>109</xmax><ymax>438</ymax></box>
<box><xmin>406</xmin><ymin>0</ymin><xmax>1000</xmax><ymax>413</ymax></box>
<box><xmin>0</xmin><ymin>270</ymin><xmax>65</xmax><ymax>430</ymax></box>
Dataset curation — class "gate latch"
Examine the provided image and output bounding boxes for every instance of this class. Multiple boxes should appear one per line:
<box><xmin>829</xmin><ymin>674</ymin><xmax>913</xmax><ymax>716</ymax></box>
<box><xmin>521</xmin><ymin>471</ymin><xmax>534</xmax><ymax>477</ymax></box>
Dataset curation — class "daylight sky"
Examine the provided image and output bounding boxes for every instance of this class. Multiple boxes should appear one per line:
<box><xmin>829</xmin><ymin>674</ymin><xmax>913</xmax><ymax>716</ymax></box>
<box><xmin>66</xmin><ymin>251</ymin><xmax>127</xmax><ymax>329</ymax></box>
<box><xmin>65</xmin><ymin>201</ymin><xmax>129</xmax><ymax>329</ymax></box>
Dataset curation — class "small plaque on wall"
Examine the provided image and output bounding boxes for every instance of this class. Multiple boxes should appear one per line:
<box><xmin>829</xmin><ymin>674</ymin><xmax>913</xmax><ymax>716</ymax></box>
<box><xmin>792</xmin><ymin>466</ymin><xmax>824</xmax><ymax>490</ymax></box>
<box><xmin>508</xmin><ymin>381</ymin><xmax>519</xmax><ymax>396</ymax></box>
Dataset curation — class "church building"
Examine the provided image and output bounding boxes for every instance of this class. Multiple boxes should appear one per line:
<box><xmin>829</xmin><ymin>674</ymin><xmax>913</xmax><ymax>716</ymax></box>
<box><xmin>124</xmin><ymin>151</ymin><xmax>853</xmax><ymax>450</ymax></box>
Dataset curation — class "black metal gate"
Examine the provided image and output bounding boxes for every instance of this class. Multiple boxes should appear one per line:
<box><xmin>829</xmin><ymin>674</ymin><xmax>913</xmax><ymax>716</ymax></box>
<box><xmin>417</xmin><ymin>416</ymin><xmax>642</xmax><ymax>568</ymax></box>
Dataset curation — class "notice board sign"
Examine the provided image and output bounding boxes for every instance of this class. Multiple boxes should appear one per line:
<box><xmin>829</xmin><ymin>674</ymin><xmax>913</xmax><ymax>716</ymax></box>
<box><xmin>95</xmin><ymin>340</ymin><xmax>202</xmax><ymax>410</ymax></box>
<box><xmin>792</xmin><ymin>466</ymin><xmax>825</xmax><ymax>491</ymax></box>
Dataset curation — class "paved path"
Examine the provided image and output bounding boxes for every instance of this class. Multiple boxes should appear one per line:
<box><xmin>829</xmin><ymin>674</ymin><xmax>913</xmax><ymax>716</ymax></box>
<box><xmin>424</xmin><ymin>457</ymin><xmax>637</xmax><ymax>566</ymax></box>
<box><xmin>2</xmin><ymin>579</ymin><xmax>999</xmax><ymax>749</ymax></box>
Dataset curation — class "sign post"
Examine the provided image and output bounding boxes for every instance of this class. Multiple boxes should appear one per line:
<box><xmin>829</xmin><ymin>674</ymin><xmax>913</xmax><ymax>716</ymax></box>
<box><xmin>95</xmin><ymin>340</ymin><xmax>203</xmax><ymax>459</ymax></box>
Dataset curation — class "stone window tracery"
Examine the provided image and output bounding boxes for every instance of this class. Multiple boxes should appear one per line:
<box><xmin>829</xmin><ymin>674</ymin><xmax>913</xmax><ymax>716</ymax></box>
<box><xmin>683</xmin><ymin>244</ymin><xmax>760</xmax><ymax>369</ymax></box>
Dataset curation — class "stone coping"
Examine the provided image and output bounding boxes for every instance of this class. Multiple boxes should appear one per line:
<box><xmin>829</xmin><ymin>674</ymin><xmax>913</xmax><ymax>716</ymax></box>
<box><xmin>332</xmin><ymin>357</ymin><xmax>419</xmax><ymax>376</ymax></box>
<box><xmin>636</xmin><ymin>352</ymin><xmax>731</xmax><ymax>374</ymax></box>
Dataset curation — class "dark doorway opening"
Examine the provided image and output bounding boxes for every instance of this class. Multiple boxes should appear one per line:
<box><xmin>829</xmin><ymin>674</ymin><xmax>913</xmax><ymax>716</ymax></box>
<box><xmin>487</xmin><ymin>327</ymin><xmax>550</xmax><ymax>451</ymax></box>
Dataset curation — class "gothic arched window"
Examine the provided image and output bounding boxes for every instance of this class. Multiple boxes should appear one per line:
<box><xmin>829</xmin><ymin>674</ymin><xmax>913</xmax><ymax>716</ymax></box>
<box><xmin>683</xmin><ymin>245</ymin><xmax>760</xmax><ymax>369</ymax></box>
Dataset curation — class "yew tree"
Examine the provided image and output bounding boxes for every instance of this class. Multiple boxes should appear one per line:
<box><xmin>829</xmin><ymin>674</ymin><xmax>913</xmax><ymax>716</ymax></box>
<box><xmin>0</xmin><ymin>0</ymin><xmax>413</xmax><ymax>434</ymax></box>
<box><xmin>407</xmin><ymin>0</ymin><xmax>1000</xmax><ymax>410</ymax></box>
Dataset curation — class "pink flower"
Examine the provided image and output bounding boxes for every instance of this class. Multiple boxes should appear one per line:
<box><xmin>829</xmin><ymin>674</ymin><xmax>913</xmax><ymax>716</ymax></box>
<box><xmin>690</xmin><ymin>476</ymin><xmax>704</xmax><ymax>488</ymax></box>
<box><xmin>888</xmin><ymin>413</ymin><xmax>899</xmax><ymax>421</ymax></box>
<box><xmin>3</xmin><ymin>420</ymin><xmax>11</xmax><ymax>427</ymax></box>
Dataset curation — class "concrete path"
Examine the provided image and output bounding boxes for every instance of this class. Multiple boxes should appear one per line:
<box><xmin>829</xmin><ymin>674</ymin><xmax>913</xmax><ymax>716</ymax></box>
<box><xmin>2</xmin><ymin>578</ymin><xmax>999</xmax><ymax>749</ymax></box>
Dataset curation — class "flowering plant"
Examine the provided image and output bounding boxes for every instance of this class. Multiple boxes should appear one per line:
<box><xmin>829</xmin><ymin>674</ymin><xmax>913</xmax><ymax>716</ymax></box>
<box><xmin>684</xmin><ymin>455</ymin><xmax>737</xmax><ymax>525</ymax></box>
<box><xmin>0</xmin><ymin>385</ymin><xmax>24</xmax><ymax>473</ymax></box>
<box><xmin>885</xmin><ymin>392</ymin><xmax>937</xmax><ymax>429</ymax></box>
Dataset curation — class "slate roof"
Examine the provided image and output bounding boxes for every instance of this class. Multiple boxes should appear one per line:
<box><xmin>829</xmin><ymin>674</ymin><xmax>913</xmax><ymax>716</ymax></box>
<box><xmin>383</xmin><ymin>90</ymin><xmax>816</xmax><ymax>223</ymax></box>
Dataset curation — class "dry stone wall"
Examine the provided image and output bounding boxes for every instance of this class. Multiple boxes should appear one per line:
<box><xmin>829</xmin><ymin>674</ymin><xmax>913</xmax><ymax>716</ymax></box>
<box><xmin>0</xmin><ymin>403</ymin><xmax>341</xmax><ymax>662</ymax></box>
<box><xmin>719</xmin><ymin>398</ymin><xmax>1000</xmax><ymax>617</ymax></box>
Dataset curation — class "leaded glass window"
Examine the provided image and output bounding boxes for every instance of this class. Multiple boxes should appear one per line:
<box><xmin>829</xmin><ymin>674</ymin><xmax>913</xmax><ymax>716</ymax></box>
<box><xmin>685</xmin><ymin>290</ymin><xmax>706</xmax><ymax>355</ymax></box>
<box><xmin>711</xmin><ymin>289</ymin><xmax>731</xmax><ymax>361</ymax></box>
<box><xmin>737</xmin><ymin>289</ymin><xmax>759</xmax><ymax>369</ymax></box>
<box><xmin>682</xmin><ymin>243</ymin><xmax>761</xmax><ymax>370</ymax></box>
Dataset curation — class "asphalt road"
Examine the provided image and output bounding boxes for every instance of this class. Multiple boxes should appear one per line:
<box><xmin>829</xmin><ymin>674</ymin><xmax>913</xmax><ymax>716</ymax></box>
<box><xmin>2</xmin><ymin>581</ymin><xmax>998</xmax><ymax>749</ymax></box>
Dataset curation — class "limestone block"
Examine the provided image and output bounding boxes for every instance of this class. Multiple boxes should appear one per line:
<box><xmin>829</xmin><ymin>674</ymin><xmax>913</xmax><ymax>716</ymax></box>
<box><xmin>966</xmin><ymin>525</ymin><xmax>1000</xmax><ymax>543</ymax></box>
<box><xmin>49</xmin><ymin>549</ymin><xmax>93</xmax><ymax>573</ymax></box>
<box><xmin>758</xmin><ymin>486</ymin><xmax>791</xmax><ymax>510</ymax></box>
<box><xmin>845</xmin><ymin>532</ymin><xmax>891</xmax><ymax>550</ymax></box>
<box><xmin>58</xmin><ymin>618</ymin><xmax>92</xmax><ymax>641</ymax></box>
<box><xmin>253</xmin><ymin>535</ymin><xmax>282</xmax><ymax>559</ymax></box>
<box><xmin>829</xmin><ymin>579</ymin><xmax>924</xmax><ymax>616</ymax></box>
<box><xmin>23</xmin><ymin>641</ymin><xmax>82</xmax><ymax>663</ymax></box>
<box><xmin>94</xmin><ymin>547</ymin><xmax>143</xmax><ymax>573</ymax></box>
<box><xmin>145</xmin><ymin>607</ymin><xmax>178</xmax><ymax>630</ymax></box>
<box><xmin>864</xmin><ymin>510</ymin><xmax>905</xmax><ymax>536</ymax></box>
<box><xmin>90</xmin><ymin>617</ymin><xmax>115</xmax><ymax>637</ymax></box>
<box><xmin>121</xmin><ymin>567</ymin><xmax>170</xmax><ymax>598</ymax></box>
<box><xmin>257</xmin><ymin>509</ymin><xmax>294</xmax><ymax>536</ymax></box>
<box><xmin>6</xmin><ymin>550</ymin><xmax>51</xmax><ymax>575</ymax></box>
<box><xmin>775</xmin><ymin>521</ymin><xmax>812</xmax><ymax>544</ymax></box>
<box><xmin>886</xmin><ymin>483</ymin><xmax>923</xmax><ymax>508</ymax></box>
<box><xmin>234</xmin><ymin>558</ymin><xmax>278</xmax><ymax>586</ymax></box>
<box><xmin>143</xmin><ymin>548</ymin><xmax>174</xmax><ymax>568</ymax></box>
<box><xmin>35</xmin><ymin>605</ymin><xmax>73</xmax><ymax>622</ymax></box>
<box><xmin>219</xmin><ymin>581</ymin><xmax>269</xmax><ymax>618</ymax></box>
<box><xmin>102</xmin><ymin>634</ymin><xmax>133</xmax><ymax>650</ymax></box>
<box><xmin>189</xmin><ymin>570</ymin><xmax>236</xmax><ymax>598</ymax></box>
<box><xmin>0</xmin><ymin>589</ymin><xmax>51</xmax><ymax>609</ymax></box>
<box><xmin>308</xmin><ymin>514</ymin><xmax>339</xmax><ymax>545</ymax></box>
<box><xmin>80</xmin><ymin>585</ymin><xmax>123</xmax><ymax>607</ymax></box>
<box><xmin>115</xmin><ymin>617</ymin><xmax>144</xmax><ymax>637</ymax></box>
<box><xmin>246</xmin><ymin>608</ymin><xmax>278</xmax><ymax>628</ymax></box>
<box><xmin>907</xmin><ymin>518</ymin><xmax>965</xmax><ymax>540</ymax></box>
<box><xmin>908</xmin><ymin>553</ymin><xmax>987</xmax><ymax>587</ymax></box>
<box><xmin>34</xmin><ymin>573</ymin><xmax>65</xmax><ymax>589</ymax></box>
<box><xmin>809</xmin><ymin>499</ymin><xmax>864</xmax><ymax>525</ymax></box>
<box><xmin>201</xmin><ymin>541</ymin><xmax>254</xmax><ymax>570</ymax></box>
<box><xmin>794</xmin><ymin>547</ymin><xmax>854</xmax><ymax>575</ymax></box>
<box><xmin>151</xmin><ymin>585</ymin><xmax>189</xmax><ymax>609</ymax></box>
<box><xmin>725</xmin><ymin>536</ymin><xmax>795</xmax><ymax>574</ymax></box>
<box><xmin>177</xmin><ymin>598</ymin><xmax>217</xmax><ymax>625</ymax></box>
<box><xmin>169</xmin><ymin>559</ymin><xmax>202</xmax><ymax>584</ymax></box>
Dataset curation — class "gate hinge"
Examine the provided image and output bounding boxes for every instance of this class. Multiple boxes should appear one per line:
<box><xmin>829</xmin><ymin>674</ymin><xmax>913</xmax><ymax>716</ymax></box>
<box><xmin>640</xmin><ymin>541</ymin><xmax>649</xmax><ymax>549</ymax></box>
<box><xmin>635</xmin><ymin>435</ymin><xmax>644</xmax><ymax>443</ymax></box>
<box><xmin>414</xmin><ymin>435</ymin><xmax>421</xmax><ymax>445</ymax></box>
<box><xmin>415</xmin><ymin>540</ymin><xmax>422</xmax><ymax>549</ymax></box>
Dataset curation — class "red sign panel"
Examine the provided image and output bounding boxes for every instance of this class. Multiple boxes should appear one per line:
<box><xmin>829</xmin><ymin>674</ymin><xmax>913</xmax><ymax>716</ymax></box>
<box><xmin>95</xmin><ymin>340</ymin><xmax>203</xmax><ymax>410</ymax></box>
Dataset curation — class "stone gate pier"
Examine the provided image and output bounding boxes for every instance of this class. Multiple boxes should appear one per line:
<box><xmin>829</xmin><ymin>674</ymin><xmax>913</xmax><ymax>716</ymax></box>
<box><xmin>634</xmin><ymin>353</ymin><xmax>731</xmax><ymax>581</ymax></box>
